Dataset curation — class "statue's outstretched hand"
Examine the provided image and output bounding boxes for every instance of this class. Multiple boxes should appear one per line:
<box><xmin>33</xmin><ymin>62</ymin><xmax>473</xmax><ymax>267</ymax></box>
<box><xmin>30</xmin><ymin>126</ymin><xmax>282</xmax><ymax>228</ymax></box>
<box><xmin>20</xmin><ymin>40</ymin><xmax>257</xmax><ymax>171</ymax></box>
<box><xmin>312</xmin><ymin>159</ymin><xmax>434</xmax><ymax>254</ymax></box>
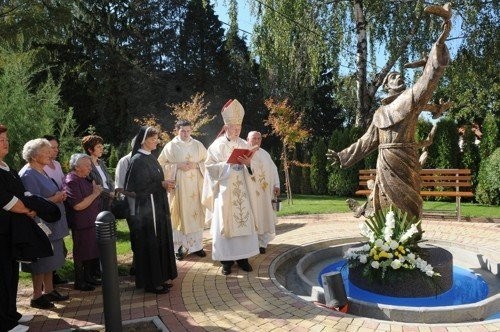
<box><xmin>326</xmin><ymin>149</ymin><xmax>340</xmax><ymax>166</ymax></box>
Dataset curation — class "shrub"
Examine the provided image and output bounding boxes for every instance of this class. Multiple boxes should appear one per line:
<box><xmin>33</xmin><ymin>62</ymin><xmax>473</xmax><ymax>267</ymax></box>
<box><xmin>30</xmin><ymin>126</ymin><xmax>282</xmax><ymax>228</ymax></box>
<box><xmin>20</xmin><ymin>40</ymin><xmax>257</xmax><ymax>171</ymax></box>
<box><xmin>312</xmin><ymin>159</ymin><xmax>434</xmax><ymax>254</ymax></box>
<box><xmin>432</xmin><ymin>118</ymin><xmax>460</xmax><ymax>169</ymax></box>
<box><xmin>327</xmin><ymin>127</ymin><xmax>363</xmax><ymax>196</ymax></box>
<box><xmin>480</xmin><ymin>112</ymin><xmax>499</xmax><ymax>160</ymax></box>
<box><xmin>310</xmin><ymin>138</ymin><xmax>328</xmax><ymax>194</ymax></box>
<box><xmin>460</xmin><ymin>125</ymin><xmax>480</xmax><ymax>193</ymax></box>
<box><xmin>476</xmin><ymin>148</ymin><xmax>500</xmax><ymax>205</ymax></box>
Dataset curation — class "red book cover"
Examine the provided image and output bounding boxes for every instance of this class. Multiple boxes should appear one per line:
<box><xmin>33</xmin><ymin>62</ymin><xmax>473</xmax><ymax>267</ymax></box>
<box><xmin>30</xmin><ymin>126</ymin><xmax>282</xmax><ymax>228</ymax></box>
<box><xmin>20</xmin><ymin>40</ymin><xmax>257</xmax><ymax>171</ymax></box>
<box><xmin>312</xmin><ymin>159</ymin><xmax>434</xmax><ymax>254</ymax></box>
<box><xmin>227</xmin><ymin>148</ymin><xmax>254</xmax><ymax>164</ymax></box>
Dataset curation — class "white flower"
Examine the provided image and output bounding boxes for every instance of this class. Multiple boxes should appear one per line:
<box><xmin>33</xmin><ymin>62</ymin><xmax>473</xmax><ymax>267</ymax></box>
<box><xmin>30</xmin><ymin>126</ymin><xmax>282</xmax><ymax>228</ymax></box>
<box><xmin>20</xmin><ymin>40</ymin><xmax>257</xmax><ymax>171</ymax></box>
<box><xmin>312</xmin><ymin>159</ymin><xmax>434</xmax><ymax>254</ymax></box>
<box><xmin>387</xmin><ymin>253</ymin><xmax>393</xmax><ymax>259</ymax></box>
<box><xmin>426</xmin><ymin>270</ymin><xmax>435</xmax><ymax>277</ymax></box>
<box><xmin>389</xmin><ymin>240</ymin><xmax>399</xmax><ymax>250</ymax></box>
<box><xmin>359</xmin><ymin>255</ymin><xmax>368</xmax><ymax>264</ymax></box>
<box><xmin>407</xmin><ymin>253</ymin><xmax>416</xmax><ymax>261</ymax></box>
<box><xmin>375</xmin><ymin>239</ymin><xmax>384</xmax><ymax>247</ymax></box>
<box><xmin>391</xmin><ymin>259</ymin><xmax>402</xmax><ymax>269</ymax></box>
<box><xmin>386</xmin><ymin>210</ymin><xmax>395</xmax><ymax>226</ymax></box>
<box><xmin>362</xmin><ymin>244</ymin><xmax>371</xmax><ymax>251</ymax></box>
<box><xmin>384</xmin><ymin>211</ymin><xmax>395</xmax><ymax>242</ymax></box>
<box><xmin>399</xmin><ymin>223</ymin><xmax>420</xmax><ymax>243</ymax></box>
<box><xmin>371</xmin><ymin>261</ymin><xmax>380</xmax><ymax>269</ymax></box>
<box><xmin>381</xmin><ymin>244</ymin><xmax>390</xmax><ymax>252</ymax></box>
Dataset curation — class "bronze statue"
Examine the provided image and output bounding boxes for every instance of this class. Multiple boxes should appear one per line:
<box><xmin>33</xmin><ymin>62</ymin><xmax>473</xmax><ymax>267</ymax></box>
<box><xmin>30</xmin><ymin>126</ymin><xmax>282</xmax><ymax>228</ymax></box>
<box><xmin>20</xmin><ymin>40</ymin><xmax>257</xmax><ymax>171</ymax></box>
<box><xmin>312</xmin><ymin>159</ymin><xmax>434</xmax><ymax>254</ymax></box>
<box><xmin>327</xmin><ymin>3</ymin><xmax>453</xmax><ymax>229</ymax></box>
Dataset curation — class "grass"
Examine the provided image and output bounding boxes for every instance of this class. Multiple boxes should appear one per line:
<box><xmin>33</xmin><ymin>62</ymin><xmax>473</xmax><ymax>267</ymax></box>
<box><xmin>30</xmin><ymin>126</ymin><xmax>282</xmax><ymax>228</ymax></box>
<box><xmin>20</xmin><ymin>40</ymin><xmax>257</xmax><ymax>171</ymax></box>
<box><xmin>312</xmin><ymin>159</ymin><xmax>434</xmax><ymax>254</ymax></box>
<box><xmin>278</xmin><ymin>195</ymin><xmax>500</xmax><ymax>219</ymax></box>
<box><xmin>19</xmin><ymin>195</ymin><xmax>498</xmax><ymax>285</ymax></box>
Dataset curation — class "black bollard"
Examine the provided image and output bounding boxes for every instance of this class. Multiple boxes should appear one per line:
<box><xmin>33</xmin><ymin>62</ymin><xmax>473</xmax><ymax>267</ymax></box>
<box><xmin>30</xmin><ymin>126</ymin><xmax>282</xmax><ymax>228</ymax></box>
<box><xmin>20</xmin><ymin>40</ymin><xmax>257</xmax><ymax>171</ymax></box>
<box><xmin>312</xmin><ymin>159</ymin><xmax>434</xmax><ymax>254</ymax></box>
<box><xmin>322</xmin><ymin>271</ymin><xmax>348</xmax><ymax>308</ymax></box>
<box><xmin>95</xmin><ymin>211</ymin><xmax>122</xmax><ymax>331</ymax></box>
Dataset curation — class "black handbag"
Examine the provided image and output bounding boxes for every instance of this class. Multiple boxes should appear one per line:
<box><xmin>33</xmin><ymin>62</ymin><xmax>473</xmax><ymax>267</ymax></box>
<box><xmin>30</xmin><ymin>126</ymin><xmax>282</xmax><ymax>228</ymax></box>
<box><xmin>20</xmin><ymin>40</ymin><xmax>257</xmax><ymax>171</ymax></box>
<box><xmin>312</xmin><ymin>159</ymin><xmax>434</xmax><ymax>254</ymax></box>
<box><xmin>111</xmin><ymin>196</ymin><xmax>130</xmax><ymax>219</ymax></box>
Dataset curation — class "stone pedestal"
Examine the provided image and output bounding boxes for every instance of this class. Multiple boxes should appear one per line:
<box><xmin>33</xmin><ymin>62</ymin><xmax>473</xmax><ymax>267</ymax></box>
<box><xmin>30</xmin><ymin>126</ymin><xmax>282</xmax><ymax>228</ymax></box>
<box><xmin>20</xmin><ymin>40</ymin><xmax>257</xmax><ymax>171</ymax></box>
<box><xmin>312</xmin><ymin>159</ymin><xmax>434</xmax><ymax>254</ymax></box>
<box><xmin>348</xmin><ymin>245</ymin><xmax>453</xmax><ymax>297</ymax></box>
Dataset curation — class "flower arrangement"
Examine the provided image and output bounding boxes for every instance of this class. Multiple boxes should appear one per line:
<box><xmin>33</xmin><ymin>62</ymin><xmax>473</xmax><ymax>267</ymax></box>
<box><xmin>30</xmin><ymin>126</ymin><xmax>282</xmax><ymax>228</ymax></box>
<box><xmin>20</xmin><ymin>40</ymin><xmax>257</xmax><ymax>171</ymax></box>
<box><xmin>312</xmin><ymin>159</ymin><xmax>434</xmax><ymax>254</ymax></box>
<box><xmin>345</xmin><ymin>206</ymin><xmax>441</xmax><ymax>282</ymax></box>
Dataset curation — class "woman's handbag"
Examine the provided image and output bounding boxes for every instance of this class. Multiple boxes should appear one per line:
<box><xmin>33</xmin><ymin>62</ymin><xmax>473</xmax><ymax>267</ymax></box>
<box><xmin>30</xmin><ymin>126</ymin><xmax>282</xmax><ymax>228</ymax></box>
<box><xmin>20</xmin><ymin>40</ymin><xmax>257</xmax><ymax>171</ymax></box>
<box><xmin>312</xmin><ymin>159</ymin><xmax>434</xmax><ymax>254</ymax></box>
<box><xmin>111</xmin><ymin>195</ymin><xmax>130</xmax><ymax>219</ymax></box>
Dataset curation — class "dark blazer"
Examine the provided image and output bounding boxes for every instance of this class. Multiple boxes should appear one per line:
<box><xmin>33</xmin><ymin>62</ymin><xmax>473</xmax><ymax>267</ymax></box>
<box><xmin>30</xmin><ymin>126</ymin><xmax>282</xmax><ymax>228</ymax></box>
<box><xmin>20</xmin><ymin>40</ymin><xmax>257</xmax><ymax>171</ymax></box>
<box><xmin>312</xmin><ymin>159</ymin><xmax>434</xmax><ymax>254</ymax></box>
<box><xmin>88</xmin><ymin>158</ymin><xmax>114</xmax><ymax>210</ymax></box>
<box><xmin>0</xmin><ymin>166</ymin><xmax>52</xmax><ymax>260</ymax></box>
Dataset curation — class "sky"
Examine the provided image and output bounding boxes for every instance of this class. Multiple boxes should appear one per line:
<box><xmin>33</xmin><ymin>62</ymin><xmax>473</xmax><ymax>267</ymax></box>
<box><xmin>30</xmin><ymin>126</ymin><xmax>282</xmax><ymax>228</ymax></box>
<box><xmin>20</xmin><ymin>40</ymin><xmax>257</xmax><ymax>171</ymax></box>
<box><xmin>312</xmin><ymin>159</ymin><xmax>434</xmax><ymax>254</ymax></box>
<box><xmin>213</xmin><ymin>0</ymin><xmax>255</xmax><ymax>38</ymax></box>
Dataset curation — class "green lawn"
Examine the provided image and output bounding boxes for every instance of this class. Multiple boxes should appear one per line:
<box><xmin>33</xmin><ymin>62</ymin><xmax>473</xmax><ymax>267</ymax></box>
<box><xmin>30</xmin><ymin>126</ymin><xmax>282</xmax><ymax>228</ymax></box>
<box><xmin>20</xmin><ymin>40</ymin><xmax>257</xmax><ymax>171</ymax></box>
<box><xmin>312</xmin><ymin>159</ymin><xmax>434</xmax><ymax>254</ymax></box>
<box><xmin>19</xmin><ymin>195</ymin><xmax>498</xmax><ymax>284</ymax></box>
<box><xmin>278</xmin><ymin>195</ymin><xmax>500</xmax><ymax>219</ymax></box>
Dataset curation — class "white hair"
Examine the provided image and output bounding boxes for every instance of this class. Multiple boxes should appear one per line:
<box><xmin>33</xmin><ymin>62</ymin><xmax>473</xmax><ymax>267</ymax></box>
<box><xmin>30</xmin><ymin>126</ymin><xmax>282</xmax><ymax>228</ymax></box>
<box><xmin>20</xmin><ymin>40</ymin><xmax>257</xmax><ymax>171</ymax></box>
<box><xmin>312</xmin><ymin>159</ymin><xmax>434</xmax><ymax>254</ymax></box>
<box><xmin>22</xmin><ymin>138</ymin><xmax>51</xmax><ymax>162</ymax></box>
<box><xmin>69</xmin><ymin>153</ymin><xmax>91</xmax><ymax>170</ymax></box>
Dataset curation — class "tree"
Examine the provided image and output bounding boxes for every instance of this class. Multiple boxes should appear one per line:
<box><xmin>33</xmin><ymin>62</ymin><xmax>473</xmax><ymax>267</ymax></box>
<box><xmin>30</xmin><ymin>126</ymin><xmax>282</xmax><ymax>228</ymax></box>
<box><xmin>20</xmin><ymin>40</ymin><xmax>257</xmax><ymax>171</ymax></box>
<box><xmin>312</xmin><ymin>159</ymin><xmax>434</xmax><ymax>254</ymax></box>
<box><xmin>167</xmin><ymin>92</ymin><xmax>216</xmax><ymax>137</ymax></box>
<box><xmin>176</xmin><ymin>0</ymin><xmax>227</xmax><ymax>93</ymax></box>
<box><xmin>264</xmin><ymin>98</ymin><xmax>309</xmax><ymax>203</ymax></box>
<box><xmin>0</xmin><ymin>45</ymin><xmax>76</xmax><ymax>169</ymax></box>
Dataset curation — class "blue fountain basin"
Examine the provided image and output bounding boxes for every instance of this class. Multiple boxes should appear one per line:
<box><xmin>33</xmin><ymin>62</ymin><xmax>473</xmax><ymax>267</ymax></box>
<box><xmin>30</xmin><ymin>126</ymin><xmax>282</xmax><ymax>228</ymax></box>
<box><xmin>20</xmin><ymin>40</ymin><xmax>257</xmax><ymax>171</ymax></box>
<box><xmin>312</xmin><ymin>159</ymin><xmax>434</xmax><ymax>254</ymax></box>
<box><xmin>319</xmin><ymin>259</ymin><xmax>489</xmax><ymax>307</ymax></box>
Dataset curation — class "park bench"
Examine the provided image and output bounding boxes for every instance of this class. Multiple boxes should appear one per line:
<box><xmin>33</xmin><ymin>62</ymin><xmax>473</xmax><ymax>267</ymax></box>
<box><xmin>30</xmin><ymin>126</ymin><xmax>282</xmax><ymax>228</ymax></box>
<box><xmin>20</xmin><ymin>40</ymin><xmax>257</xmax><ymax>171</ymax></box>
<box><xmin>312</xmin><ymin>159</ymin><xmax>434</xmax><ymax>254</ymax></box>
<box><xmin>355</xmin><ymin>169</ymin><xmax>474</xmax><ymax>222</ymax></box>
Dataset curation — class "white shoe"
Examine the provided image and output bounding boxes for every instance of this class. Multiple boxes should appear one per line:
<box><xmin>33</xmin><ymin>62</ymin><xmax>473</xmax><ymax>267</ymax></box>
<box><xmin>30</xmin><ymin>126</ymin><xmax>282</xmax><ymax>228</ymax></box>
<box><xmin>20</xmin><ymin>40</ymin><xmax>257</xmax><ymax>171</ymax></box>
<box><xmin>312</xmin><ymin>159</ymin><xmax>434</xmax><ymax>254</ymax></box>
<box><xmin>18</xmin><ymin>315</ymin><xmax>34</xmax><ymax>323</ymax></box>
<box><xmin>8</xmin><ymin>324</ymin><xmax>29</xmax><ymax>332</ymax></box>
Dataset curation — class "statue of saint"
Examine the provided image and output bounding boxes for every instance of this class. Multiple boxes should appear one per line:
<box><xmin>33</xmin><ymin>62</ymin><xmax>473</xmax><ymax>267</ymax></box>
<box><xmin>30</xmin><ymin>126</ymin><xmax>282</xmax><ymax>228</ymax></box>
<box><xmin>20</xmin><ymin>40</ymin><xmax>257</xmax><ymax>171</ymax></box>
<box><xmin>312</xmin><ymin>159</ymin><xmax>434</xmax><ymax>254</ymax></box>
<box><xmin>327</xmin><ymin>3</ymin><xmax>453</xmax><ymax>228</ymax></box>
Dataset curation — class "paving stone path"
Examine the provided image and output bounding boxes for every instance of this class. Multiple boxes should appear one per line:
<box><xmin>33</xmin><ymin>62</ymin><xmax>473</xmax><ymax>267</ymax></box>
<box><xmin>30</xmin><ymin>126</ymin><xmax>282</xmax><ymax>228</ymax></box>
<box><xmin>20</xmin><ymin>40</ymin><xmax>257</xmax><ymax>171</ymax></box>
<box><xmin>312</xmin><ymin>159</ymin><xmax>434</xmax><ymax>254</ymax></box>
<box><xmin>17</xmin><ymin>213</ymin><xmax>500</xmax><ymax>331</ymax></box>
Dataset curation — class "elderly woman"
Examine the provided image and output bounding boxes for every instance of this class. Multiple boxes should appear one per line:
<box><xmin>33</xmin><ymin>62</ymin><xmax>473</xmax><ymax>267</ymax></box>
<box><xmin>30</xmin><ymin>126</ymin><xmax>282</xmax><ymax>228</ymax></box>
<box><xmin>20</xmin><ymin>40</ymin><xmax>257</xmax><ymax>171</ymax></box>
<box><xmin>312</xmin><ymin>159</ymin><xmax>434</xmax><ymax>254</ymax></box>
<box><xmin>43</xmin><ymin>134</ymin><xmax>68</xmax><ymax>285</ymax></box>
<box><xmin>0</xmin><ymin>125</ymin><xmax>43</xmax><ymax>331</ymax></box>
<box><xmin>125</xmin><ymin>126</ymin><xmax>177</xmax><ymax>294</ymax></box>
<box><xmin>64</xmin><ymin>153</ymin><xmax>103</xmax><ymax>291</ymax></box>
<box><xmin>19</xmin><ymin>138</ymin><xmax>70</xmax><ymax>309</ymax></box>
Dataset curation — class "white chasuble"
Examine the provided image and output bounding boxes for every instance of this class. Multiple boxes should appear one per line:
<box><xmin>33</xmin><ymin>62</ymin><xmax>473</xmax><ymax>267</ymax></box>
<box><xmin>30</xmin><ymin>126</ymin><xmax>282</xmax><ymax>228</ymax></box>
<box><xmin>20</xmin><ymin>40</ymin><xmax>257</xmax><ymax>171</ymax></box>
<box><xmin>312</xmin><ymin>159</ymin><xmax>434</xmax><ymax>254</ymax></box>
<box><xmin>202</xmin><ymin>136</ymin><xmax>259</xmax><ymax>261</ymax></box>
<box><xmin>250</xmin><ymin>148</ymin><xmax>279</xmax><ymax>236</ymax></box>
<box><xmin>158</xmin><ymin>136</ymin><xmax>207</xmax><ymax>235</ymax></box>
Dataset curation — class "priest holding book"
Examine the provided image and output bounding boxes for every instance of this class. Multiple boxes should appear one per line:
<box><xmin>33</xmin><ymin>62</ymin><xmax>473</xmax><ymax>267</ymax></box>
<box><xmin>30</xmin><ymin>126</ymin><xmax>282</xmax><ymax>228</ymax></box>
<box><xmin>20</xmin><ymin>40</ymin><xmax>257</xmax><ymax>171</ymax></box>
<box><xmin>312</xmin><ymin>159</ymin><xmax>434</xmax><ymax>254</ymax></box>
<box><xmin>202</xmin><ymin>99</ymin><xmax>259</xmax><ymax>275</ymax></box>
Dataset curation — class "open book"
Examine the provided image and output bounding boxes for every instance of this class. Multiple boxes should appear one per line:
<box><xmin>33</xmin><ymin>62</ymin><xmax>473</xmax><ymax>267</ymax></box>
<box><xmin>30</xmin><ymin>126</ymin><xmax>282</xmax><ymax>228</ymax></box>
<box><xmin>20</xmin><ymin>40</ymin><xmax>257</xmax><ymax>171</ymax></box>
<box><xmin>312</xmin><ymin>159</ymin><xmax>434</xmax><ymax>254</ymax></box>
<box><xmin>227</xmin><ymin>148</ymin><xmax>255</xmax><ymax>164</ymax></box>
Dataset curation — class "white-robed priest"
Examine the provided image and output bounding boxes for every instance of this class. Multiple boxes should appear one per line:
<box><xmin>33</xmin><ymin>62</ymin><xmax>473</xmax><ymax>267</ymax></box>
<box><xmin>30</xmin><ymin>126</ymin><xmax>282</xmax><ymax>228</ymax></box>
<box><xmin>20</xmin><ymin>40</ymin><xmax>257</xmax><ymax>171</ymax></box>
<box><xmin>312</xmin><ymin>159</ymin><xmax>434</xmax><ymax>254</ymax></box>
<box><xmin>247</xmin><ymin>131</ymin><xmax>280</xmax><ymax>254</ymax></box>
<box><xmin>158</xmin><ymin>120</ymin><xmax>207</xmax><ymax>260</ymax></box>
<box><xmin>201</xmin><ymin>99</ymin><xmax>259</xmax><ymax>275</ymax></box>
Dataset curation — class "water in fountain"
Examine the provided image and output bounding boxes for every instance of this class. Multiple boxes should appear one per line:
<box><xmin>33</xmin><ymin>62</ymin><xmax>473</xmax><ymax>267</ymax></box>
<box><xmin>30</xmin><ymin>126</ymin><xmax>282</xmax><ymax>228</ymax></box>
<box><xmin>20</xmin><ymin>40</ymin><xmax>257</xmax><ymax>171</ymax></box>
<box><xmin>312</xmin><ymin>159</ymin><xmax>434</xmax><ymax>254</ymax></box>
<box><xmin>319</xmin><ymin>259</ymin><xmax>489</xmax><ymax>307</ymax></box>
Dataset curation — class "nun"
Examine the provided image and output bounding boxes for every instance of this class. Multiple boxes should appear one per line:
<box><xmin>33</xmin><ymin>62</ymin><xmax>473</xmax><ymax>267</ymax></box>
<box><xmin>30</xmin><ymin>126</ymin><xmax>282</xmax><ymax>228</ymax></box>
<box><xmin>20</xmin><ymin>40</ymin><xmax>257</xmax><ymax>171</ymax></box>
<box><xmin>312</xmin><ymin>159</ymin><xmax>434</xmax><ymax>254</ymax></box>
<box><xmin>125</xmin><ymin>126</ymin><xmax>177</xmax><ymax>294</ymax></box>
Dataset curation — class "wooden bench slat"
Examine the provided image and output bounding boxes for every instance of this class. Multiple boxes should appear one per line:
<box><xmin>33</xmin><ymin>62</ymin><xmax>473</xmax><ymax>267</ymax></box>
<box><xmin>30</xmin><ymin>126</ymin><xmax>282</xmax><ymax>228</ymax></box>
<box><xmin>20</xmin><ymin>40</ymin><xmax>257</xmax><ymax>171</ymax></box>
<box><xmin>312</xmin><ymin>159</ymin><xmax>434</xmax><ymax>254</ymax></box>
<box><xmin>420</xmin><ymin>175</ymin><xmax>472</xmax><ymax>181</ymax></box>
<box><xmin>360</xmin><ymin>169</ymin><xmax>471</xmax><ymax>175</ymax></box>
<box><xmin>421</xmin><ymin>182</ymin><xmax>472</xmax><ymax>187</ymax></box>
<box><xmin>420</xmin><ymin>169</ymin><xmax>471</xmax><ymax>175</ymax></box>
<box><xmin>420</xmin><ymin>191</ymin><xmax>474</xmax><ymax>197</ymax></box>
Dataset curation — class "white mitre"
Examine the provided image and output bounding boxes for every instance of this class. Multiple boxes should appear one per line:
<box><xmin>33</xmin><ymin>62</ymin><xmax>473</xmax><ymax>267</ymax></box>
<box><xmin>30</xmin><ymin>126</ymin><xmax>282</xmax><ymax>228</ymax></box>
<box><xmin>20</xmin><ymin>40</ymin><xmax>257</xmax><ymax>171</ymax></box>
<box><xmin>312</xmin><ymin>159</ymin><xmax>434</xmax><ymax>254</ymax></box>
<box><xmin>221</xmin><ymin>99</ymin><xmax>244</xmax><ymax>125</ymax></box>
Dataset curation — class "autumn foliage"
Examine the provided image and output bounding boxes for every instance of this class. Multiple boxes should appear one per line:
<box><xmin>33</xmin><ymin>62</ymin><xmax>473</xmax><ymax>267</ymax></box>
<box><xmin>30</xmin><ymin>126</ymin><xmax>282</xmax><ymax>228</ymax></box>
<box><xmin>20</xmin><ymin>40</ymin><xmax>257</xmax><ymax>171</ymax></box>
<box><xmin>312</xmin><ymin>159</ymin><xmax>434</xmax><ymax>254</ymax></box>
<box><xmin>264</xmin><ymin>98</ymin><xmax>309</xmax><ymax>202</ymax></box>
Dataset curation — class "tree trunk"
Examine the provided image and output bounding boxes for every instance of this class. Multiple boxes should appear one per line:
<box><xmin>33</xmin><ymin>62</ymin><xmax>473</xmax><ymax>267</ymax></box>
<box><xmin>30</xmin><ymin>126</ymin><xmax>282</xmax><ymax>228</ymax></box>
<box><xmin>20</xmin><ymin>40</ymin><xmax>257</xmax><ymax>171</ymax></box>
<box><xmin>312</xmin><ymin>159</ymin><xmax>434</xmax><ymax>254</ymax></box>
<box><xmin>282</xmin><ymin>148</ymin><xmax>293</xmax><ymax>205</ymax></box>
<box><xmin>353</xmin><ymin>0</ymin><xmax>425</xmax><ymax>128</ymax></box>
<box><xmin>353</xmin><ymin>0</ymin><xmax>368</xmax><ymax>128</ymax></box>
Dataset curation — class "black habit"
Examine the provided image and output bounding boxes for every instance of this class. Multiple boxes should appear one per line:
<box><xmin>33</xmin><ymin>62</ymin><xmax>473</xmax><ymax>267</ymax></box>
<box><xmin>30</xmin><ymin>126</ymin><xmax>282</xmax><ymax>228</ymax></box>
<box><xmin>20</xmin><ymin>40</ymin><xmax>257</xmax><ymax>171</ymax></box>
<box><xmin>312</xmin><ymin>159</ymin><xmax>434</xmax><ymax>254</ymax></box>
<box><xmin>125</xmin><ymin>150</ymin><xmax>177</xmax><ymax>291</ymax></box>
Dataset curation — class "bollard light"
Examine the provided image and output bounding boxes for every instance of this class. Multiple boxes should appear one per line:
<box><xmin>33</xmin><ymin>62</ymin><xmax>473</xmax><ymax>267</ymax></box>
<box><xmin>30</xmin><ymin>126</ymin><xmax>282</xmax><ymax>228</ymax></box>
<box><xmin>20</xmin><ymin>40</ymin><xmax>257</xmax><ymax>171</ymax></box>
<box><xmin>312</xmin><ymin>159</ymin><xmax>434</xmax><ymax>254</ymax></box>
<box><xmin>96</xmin><ymin>211</ymin><xmax>122</xmax><ymax>332</ymax></box>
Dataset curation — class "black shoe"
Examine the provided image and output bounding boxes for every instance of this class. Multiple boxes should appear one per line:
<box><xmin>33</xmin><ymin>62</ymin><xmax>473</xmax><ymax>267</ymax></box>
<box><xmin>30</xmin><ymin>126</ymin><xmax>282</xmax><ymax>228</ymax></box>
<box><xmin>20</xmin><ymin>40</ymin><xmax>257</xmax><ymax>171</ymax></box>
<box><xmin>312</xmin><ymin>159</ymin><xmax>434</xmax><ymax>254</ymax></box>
<box><xmin>53</xmin><ymin>272</ymin><xmax>68</xmax><ymax>285</ymax></box>
<box><xmin>194</xmin><ymin>249</ymin><xmax>206</xmax><ymax>257</ymax></box>
<box><xmin>237</xmin><ymin>259</ymin><xmax>253</xmax><ymax>272</ymax></box>
<box><xmin>44</xmin><ymin>290</ymin><xmax>69</xmax><ymax>302</ymax></box>
<box><xmin>74</xmin><ymin>282</ymin><xmax>95</xmax><ymax>291</ymax></box>
<box><xmin>85</xmin><ymin>276</ymin><xmax>102</xmax><ymax>286</ymax></box>
<box><xmin>30</xmin><ymin>295</ymin><xmax>55</xmax><ymax>309</ymax></box>
<box><xmin>259</xmin><ymin>247</ymin><xmax>266</xmax><ymax>254</ymax></box>
<box><xmin>222</xmin><ymin>266</ymin><xmax>232</xmax><ymax>275</ymax></box>
<box><xmin>145</xmin><ymin>286</ymin><xmax>169</xmax><ymax>294</ymax></box>
<box><xmin>175</xmin><ymin>247</ymin><xmax>186</xmax><ymax>261</ymax></box>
